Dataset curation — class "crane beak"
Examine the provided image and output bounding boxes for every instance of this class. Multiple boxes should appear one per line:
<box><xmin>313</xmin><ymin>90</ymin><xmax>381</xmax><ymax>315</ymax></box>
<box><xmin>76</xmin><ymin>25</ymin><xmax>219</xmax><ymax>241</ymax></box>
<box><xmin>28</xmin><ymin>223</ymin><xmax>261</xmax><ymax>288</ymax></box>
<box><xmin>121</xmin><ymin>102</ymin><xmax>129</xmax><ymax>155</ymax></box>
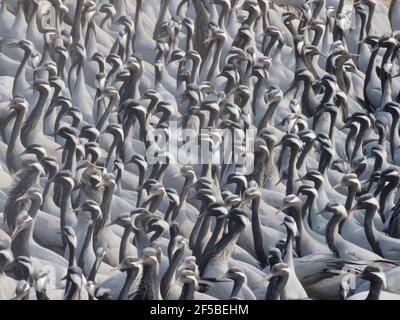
<box><xmin>239</xmin><ymin>198</ymin><xmax>251</xmax><ymax>208</ymax></box>
<box><xmin>15</xmin><ymin>195</ymin><xmax>28</xmax><ymax>202</ymax></box>
<box><xmin>10</xmin><ymin>227</ymin><xmax>22</xmax><ymax>241</ymax></box>
<box><xmin>203</xmin><ymin>37</ymin><xmax>213</xmax><ymax>46</ymax></box>
<box><xmin>264</xmin><ymin>273</ymin><xmax>273</xmax><ymax>281</ymax></box>
<box><xmin>96</xmin><ymin>180</ymin><xmax>105</xmax><ymax>188</ymax></box>
<box><xmin>348</xmin><ymin>206</ymin><xmax>358</xmax><ymax>215</ymax></box>
<box><xmin>275</xmin><ymin>204</ymin><xmax>288</xmax><ymax>215</ymax></box>
<box><xmin>34</xmin><ymin>66</ymin><xmax>46</xmax><ymax>72</ymax></box>
<box><xmin>72</xmin><ymin>207</ymin><xmax>81</xmax><ymax>213</ymax></box>
<box><xmin>19</xmin><ymin>149</ymin><xmax>29</xmax><ymax>156</ymax></box>
<box><xmin>275</xmin><ymin>176</ymin><xmax>285</xmax><ymax>186</ymax></box>
<box><xmin>213</xmin><ymin>276</ymin><xmax>231</xmax><ymax>283</ymax></box>
<box><xmin>109</xmin><ymin>264</ymin><xmax>121</xmax><ymax>272</ymax></box>
<box><xmin>371</xmin><ymin>44</ymin><xmax>379</xmax><ymax>52</ymax></box>
<box><xmin>333</xmin><ymin>182</ymin><xmax>342</xmax><ymax>189</ymax></box>
<box><xmin>106</xmin><ymin>218</ymin><xmax>119</xmax><ymax>227</ymax></box>
<box><xmin>301</xmin><ymin>25</ymin><xmax>310</xmax><ymax>32</ymax></box>
<box><xmin>272</xmin><ymin>141</ymin><xmax>282</xmax><ymax>149</ymax></box>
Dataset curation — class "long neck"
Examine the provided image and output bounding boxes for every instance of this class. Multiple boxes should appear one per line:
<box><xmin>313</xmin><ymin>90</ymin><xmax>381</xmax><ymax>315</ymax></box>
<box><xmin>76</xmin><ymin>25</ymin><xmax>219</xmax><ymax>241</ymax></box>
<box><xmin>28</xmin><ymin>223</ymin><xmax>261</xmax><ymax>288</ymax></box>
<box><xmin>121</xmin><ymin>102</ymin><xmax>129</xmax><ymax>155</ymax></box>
<box><xmin>297</xmin><ymin>142</ymin><xmax>313</xmax><ymax>170</ymax></box>
<box><xmin>77</xmin><ymin>220</ymin><xmax>96</xmax><ymax>268</ymax></box>
<box><xmin>189</xmin><ymin>212</ymin><xmax>205</xmax><ymax>250</ymax></box>
<box><xmin>207</xmin><ymin>40</ymin><xmax>224</xmax><ymax>81</ymax></box>
<box><xmin>199</xmin><ymin>223</ymin><xmax>242</xmax><ymax>276</ymax></box>
<box><xmin>381</xmin><ymin>72</ymin><xmax>393</xmax><ymax>108</ymax></box>
<box><xmin>325</xmin><ymin>214</ymin><xmax>343</xmax><ymax>257</ymax></box>
<box><xmin>312</xmin><ymin>1</ymin><xmax>324</xmax><ymax>19</ymax></box>
<box><xmin>28</xmin><ymin>200</ymin><xmax>41</xmax><ymax>222</ymax></box>
<box><xmin>63</xmin><ymin>142</ymin><xmax>77</xmax><ymax>175</ymax></box>
<box><xmin>366</xmin><ymin>4</ymin><xmax>375</xmax><ymax>35</ymax></box>
<box><xmin>118</xmin><ymin>268</ymin><xmax>139</xmax><ymax>300</ymax></box>
<box><xmin>193</xmin><ymin>215</ymin><xmax>211</xmax><ymax>260</ymax></box>
<box><xmin>373</xmin><ymin>155</ymin><xmax>383</xmax><ymax>172</ymax></box>
<box><xmin>179</xmin><ymin>282</ymin><xmax>195</xmax><ymax>300</ymax></box>
<box><xmin>389</xmin><ymin>114</ymin><xmax>399</xmax><ymax>162</ymax></box>
<box><xmin>85</xmin><ymin>20</ymin><xmax>98</xmax><ymax>58</ymax></box>
<box><xmin>364</xmin><ymin>48</ymin><xmax>379</xmax><ymax>108</ymax></box>
<box><xmin>301</xmin><ymin>77</ymin><xmax>317</xmax><ymax>116</ymax></box>
<box><xmin>6</xmin><ymin>109</ymin><xmax>26</xmax><ymax>173</ymax></box>
<box><xmin>251</xmin><ymin>79</ymin><xmax>265</xmax><ymax>115</ymax></box>
<box><xmin>96</xmin><ymin>96</ymin><xmax>117</xmax><ymax>131</ymax></box>
<box><xmin>160</xmin><ymin>247</ymin><xmax>184</xmax><ymax>299</ymax></box>
<box><xmin>153</xmin><ymin>0</ymin><xmax>170</xmax><ymax>40</ymax></box>
<box><xmin>288</xmin><ymin>206</ymin><xmax>304</xmax><ymax>257</ymax></box>
<box><xmin>132</xmin><ymin>0</ymin><xmax>142</xmax><ymax>50</ymax></box>
<box><xmin>119</xmin><ymin>227</ymin><xmax>132</xmax><ymax>263</ymax></box>
<box><xmin>345</xmin><ymin>186</ymin><xmax>357</xmax><ymax>212</ymax></box>
<box><xmin>351</xmin><ymin>124</ymin><xmax>367</xmax><ymax>162</ymax></box>
<box><xmin>87</xmin><ymin>255</ymin><xmax>102</xmax><ymax>282</ymax></box>
<box><xmin>164</xmin><ymin>203</ymin><xmax>176</xmax><ymax>224</ymax></box>
<box><xmin>283</xmin><ymin>231</ymin><xmax>294</xmax><ymax>268</ymax></box>
<box><xmin>71</xmin><ymin>0</ymin><xmax>85</xmax><ymax>45</ymax></box>
<box><xmin>301</xmin><ymin>196</ymin><xmax>312</xmax><ymax>221</ymax></box>
<box><xmin>364</xmin><ymin>207</ymin><xmax>383</xmax><ymax>256</ymax></box>
<box><xmin>265</xmin><ymin>274</ymin><xmax>289</xmax><ymax>300</ymax></box>
<box><xmin>230</xmin><ymin>278</ymin><xmax>244</xmax><ymax>299</ymax></box>
<box><xmin>133</xmin><ymin>226</ymin><xmax>151</xmax><ymax>253</ymax></box>
<box><xmin>305</xmin><ymin>54</ymin><xmax>320</xmax><ymax>79</ymax></box>
<box><xmin>251</xmin><ymin>197</ymin><xmax>268</xmax><ymax>267</ymax></box>
<box><xmin>204</xmin><ymin>218</ymin><xmax>225</xmax><ymax>253</ymax></box>
<box><xmin>367</xmin><ymin>278</ymin><xmax>383</xmax><ymax>300</ymax></box>
<box><xmin>389</xmin><ymin>0</ymin><xmax>398</xmax><ymax>28</ymax></box>
<box><xmin>60</xmin><ymin>185</ymin><xmax>73</xmax><ymax>230</ymax></box>
<box><xmin>318</xmin><ymin>151</ymin><xmax>332</xmax><ymax>175</ymax></box>
<box><xmin>27</xmin><ymin>2</ymin><xmax>40</xmax><ymax>35</ymax></box>
<box><xmin>134</xmin><ymin>263</ymin><xmax>159</xmax><ymax>300</ymax></box>
<box><xmin>42</xmin><ymin>170</ymin><xmax>57</xmax><ymax>209</ymax></box>
<box><xmin>286</xmin><ymin>148</ymin><xmax>298</xmax><ymax>195</ymax></box>
<box><xmin>13</xmin><ymin>50</ymin><xmax>30</xmax><ymax>97</ymax></box>
<box><xmin>99</xmin><ymin>184</ymin><xmax>115</xmax><ymax>229</ymax></box>
<box><xmin>357</xmin><ymin>15</ymin><xmax>367</xmax><ymax>56</ymax></box>
<box><xmin>345</xmin><ymin>127</ymin><xmax>357</xmax><ymax>160</ymax></box>
<box><xmin>35</xmin><ymin>290</ymin><xmax>50</xmax><ymax>300</ymax></box>
<box><xmin>258</xmin><ymin>100</ymin><xmax>280</xmax><ymax>131</ymax></box>
<box><xmin>11</xmin><ymin>227</ymin><xmax>31</xmax><ymax>258</ymax></box>
<box><xmin>172</xmin><ymin>177</ymin><xmax>192</xmax><ymax>220</ymax></box>
<box><xmin>379</xmin><ymin>182</ymin><xmax>398</xmax><ymax>222</ymax></box>
<box><xmin>21</xmin><ymin>88</ymin><xmax>50</xmax><ymax>144</ymax></box>
<box><xmin>193</xmin><ymin>0</ymin><xmax>209</xmax><ymax>58</ymax></box>
<box><xmin>64</xmin><ymin>281</ymin><xmax>80</xmax><ymax>300</ymax></box>
<box><xmin>312</xmin><ymin>28</ymin><xmax>323</xmax><ymax>47</ymax></box>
